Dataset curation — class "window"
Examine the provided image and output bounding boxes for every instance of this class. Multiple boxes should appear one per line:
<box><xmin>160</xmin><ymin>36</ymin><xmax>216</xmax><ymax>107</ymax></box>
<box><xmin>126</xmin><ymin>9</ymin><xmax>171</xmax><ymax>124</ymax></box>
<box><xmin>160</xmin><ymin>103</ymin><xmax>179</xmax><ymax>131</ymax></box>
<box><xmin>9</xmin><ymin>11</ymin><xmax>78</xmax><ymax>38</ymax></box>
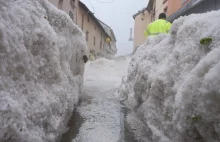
<box><xmin>70</xmin><ymin>0</ymin><xmax>76</xmax><ymax>8</ymax></box>
<box><xmin>94</xmin><ymin>37</ymin><xmax>96</xmax><ymax>45</ymax></box>
<box><xmin>86</xmin><ymin>31</ymin><xmax>89</xmax><ymax>41</ymax></box>
<box><xmin>69</xmin><ymin>11</ymin><xmax>74</xmax><ymax>21</ymax></box>
<box><xmin>87</xmin><ymin>15</ymin><xmax>90</xmax><ymax>22</ymax></box>
<box><xmin>141</xmin><ymin>13</ymin><xmax>145</xmax><ymax>21</ymax></box>
<box><xmin>58</xmin><ymin>0</ymin><xmax>63</xmax><ymax>9</ymax></box>
<box><xmin>95</xmin><ymin>25</ymin><xmax>96</xmax><ymax>30</ymax></box>
<box><xmin>71</xmin><ymin>0</ymin><xmax>75</xmax><ymax>3</ymax></box>
<box><xmin>100</xmin><ymin>42</ymin><xmax>102</xmax><ymax>49</ymax></box>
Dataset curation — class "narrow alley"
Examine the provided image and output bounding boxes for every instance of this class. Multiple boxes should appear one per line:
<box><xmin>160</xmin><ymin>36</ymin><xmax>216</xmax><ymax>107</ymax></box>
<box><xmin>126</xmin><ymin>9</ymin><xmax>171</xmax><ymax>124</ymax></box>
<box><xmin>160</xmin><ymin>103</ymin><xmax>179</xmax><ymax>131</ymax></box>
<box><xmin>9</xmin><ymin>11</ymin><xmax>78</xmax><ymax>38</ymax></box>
<box><xmin>2</xmin><ymin>0</ymin><xmax>220</xmax><ymax>142</ymax></box>
<box><xmin>60</xmin><ymin>57</ymin><xmax>137</xmax><ymax>142</ymax></box>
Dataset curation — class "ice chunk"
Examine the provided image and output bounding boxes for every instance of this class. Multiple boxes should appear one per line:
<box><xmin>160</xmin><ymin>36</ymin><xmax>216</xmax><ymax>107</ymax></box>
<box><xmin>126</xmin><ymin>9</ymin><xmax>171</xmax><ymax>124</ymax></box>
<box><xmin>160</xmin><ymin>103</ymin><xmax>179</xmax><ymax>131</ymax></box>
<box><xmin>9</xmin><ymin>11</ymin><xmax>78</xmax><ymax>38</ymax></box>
<box><xmin>0</xmin><ymin>0</ymin><xmax>87</xmax><ymax>141</ymax></box>
<box><xmin>118</xmin><ymin>10</ymin><xmax>220</xmax><ymax>142</ymax></box>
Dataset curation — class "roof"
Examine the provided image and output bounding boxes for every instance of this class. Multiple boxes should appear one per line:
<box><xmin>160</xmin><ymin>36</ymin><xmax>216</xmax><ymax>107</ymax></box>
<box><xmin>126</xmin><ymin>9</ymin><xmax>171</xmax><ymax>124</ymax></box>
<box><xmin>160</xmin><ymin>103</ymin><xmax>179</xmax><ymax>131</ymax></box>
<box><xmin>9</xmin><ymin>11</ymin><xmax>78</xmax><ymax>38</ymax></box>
<box><xmin>99</xmin><ymin>20</ymin><xmax>117</xmax><ymax>42</ymax></box>
<box><xmin>78</xmin><ymin>1</ymin><xmax>110</xmax><ymax>38</ymax></box>
<box><xmin>133</xmin><ymin>0</ymin><xmax>154</xmax><ymax>19</ymax></box>
<box><xmin>133</xmin><ymin>8</ymin><xmax>147</xmax><ymax>19</ymax></box>
<box><xmin>167</xmin><ymin>0</ymin><xmax>205</xmax><ymax>22</ymax></box>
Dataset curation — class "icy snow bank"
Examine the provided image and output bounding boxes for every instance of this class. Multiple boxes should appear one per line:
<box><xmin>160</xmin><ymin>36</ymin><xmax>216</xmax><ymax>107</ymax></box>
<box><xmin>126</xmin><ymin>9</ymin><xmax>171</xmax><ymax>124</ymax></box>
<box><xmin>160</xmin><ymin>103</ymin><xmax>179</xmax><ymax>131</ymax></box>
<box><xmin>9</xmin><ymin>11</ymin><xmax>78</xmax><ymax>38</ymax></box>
<box><xmin>118</xmin><ymin>11</ymin><xmax>220</xmax><ymax>142</ymax></box>
<box><xmin>0</xmin><ymin>0</ymin><xmax>87</xmax><ymax>141</ymax></box>
<box><xmin>89</xmin><ymin>58</ymin><xmax>115</xmax><ymax>68</ymax></box>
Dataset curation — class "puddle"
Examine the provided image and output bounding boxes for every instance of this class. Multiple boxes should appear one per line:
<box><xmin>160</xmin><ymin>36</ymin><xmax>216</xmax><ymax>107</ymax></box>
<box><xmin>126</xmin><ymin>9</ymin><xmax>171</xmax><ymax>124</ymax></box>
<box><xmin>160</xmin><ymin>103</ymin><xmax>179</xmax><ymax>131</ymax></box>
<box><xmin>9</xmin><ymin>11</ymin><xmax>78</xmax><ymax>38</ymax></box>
<box><xmin>124</xmin><ymin>119</ymin><xmax>138</xmax><ymax>142</ymax></box>
<box><xmin>59</xmin><ymin>110</ymin><xmax>84</xmax><ymax>142</ymax></box>
<box><xmin>121</xmin><ymin>101</ymin><xmax>138</xmax><ymax>142</ymax></box>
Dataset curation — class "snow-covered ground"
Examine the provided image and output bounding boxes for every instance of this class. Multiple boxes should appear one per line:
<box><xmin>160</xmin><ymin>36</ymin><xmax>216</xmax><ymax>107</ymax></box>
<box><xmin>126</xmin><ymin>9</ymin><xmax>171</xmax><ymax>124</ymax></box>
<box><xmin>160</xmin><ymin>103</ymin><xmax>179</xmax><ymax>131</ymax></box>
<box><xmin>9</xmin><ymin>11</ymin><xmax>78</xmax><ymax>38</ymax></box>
<box><xmin>118</xmin><ymin>11</ymin><xmax>220</xmax><ymax>142</ymax></box>
<box><xmin>72</xmin><ymin>57</ymin><xmax>129</xmax><ymax>142</ymax></box>
<box><xmin>0</xmin><ymin>0</ymin><xmax>87</xmax><ymax>141</ymax></box>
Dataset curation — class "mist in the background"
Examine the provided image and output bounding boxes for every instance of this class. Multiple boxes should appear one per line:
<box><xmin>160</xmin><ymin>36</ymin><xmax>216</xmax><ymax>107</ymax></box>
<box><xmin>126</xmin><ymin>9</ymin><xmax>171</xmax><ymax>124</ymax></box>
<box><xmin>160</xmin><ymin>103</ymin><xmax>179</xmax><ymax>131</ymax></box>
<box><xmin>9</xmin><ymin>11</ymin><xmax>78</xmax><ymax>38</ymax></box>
<box><xmin>80</xmin><ymin>0</ymin><xmax>148</xmax><ymax>55</ymax></box>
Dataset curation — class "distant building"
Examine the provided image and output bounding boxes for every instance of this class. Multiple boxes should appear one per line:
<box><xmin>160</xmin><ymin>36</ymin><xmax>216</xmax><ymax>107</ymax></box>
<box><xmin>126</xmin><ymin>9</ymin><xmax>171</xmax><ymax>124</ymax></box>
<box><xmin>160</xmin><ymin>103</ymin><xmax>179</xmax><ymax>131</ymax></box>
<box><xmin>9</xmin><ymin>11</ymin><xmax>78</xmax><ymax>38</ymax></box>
<box><xmin>48</xmin><ymin>0</ymin><xmax>117</xmax><ymax>60</ymax></box>
<box><xmin>99</xmin><ymin>20</ymin><xmax>117</xmax><ymax>58</ymax></box>
<box><xmin>132</xmin><ymin>0</ymin><xmax>154</xmax><ymax>50</ymax></box>
<box><xmin>133</xmin><ymin>0</ymin><xmax>171</xmax><ymax>51</ymax></box>
<box><xmin>133</xmin><ymin>9</ymin><xmax>152</xmax><ymax>50</ymax></box>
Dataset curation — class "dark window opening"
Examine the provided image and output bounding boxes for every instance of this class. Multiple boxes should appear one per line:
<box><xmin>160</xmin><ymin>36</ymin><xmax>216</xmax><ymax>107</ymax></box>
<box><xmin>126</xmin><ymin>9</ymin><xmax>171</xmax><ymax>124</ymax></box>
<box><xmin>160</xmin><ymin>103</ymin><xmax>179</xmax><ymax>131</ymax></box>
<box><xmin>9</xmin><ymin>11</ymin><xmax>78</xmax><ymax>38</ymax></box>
<box><xmin>86</xmin><ymin>31</ymin><xmax>89</xmax><ymax>41</ymax></box>
<box><xmin>58</xmin><ymin>0</ymin><xmax>63</xmax><ymax>9</ymax></box>
<box><xmin>69</xmin><ymin>11</ymin><xmax>74</xmax><ymax>21</ymax></box>
<box><xmin>70</xmin><ymin>0</ymin><xmax>76</xmax><ymax>8</ymax></box>
<box><xmin>87</xmin><ymin>15</ymin><xmax>90</xmax><ymax>22</ymax></box>
<box><xmin>94</xmin><ymin>37</ymin><xmax>96</xmax><ymax>45</ymax></box>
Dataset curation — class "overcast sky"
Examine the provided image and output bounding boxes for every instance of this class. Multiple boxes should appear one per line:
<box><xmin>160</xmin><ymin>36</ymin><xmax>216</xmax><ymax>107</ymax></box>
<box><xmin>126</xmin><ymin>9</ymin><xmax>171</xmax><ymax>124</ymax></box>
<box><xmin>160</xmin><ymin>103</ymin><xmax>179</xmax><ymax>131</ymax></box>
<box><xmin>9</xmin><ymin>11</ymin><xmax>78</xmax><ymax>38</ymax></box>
<box><xmin>81</xmin><ymin>0</ymin><xmax>149</xmax><ymax>55</ymax></box>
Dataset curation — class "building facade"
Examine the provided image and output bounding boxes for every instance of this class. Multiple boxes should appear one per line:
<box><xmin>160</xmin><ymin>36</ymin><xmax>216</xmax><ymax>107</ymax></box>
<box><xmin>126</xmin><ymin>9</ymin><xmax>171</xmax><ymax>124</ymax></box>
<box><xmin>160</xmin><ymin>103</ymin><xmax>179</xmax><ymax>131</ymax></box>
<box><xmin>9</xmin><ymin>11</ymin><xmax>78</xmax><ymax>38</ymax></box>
<box><xmin>48</xmin><ymin>0</ymin><xmax>117</xmax><ymax>60</ymax></box>
<box><xmin>99</xmin><ymin>20</ymin><xmax>117</xmax><ymax>58</ymax></box>
<box><xmin>48</xmin><ymin>0</ymin><xmax>78</xmax><ymax>22</ymax></box>
<box><xmin>133</xmin><ymin>9</ymin><xmax>153</xmax><ymax>50</ymax></box>
<box><xmin>132</xmin><ymin>0</ymin><xmax>172</xmax><ymax>51</ymax></box>
<box><xmin>167</xmin><ymin>0</ymin><xmax>220</xmax><ymax>22</ymax></box>
<box><xmin>77</xmin><ymin>2</ymin><xmax>105</xmax><ymax>58</ymax></box>
<box><xmin>155</xmin><ymin>0</ymin><xmax>169</xmax><ymax>19</ymax></box>
<box><xmin>167</xmin><ymin>0</ymin><xmax>190</xmax><ymax>16</ymax></box>
<box><xmin>132</xmin><ymin>0</ymin><xmax>155</xmax><ymax>51</ymax></box>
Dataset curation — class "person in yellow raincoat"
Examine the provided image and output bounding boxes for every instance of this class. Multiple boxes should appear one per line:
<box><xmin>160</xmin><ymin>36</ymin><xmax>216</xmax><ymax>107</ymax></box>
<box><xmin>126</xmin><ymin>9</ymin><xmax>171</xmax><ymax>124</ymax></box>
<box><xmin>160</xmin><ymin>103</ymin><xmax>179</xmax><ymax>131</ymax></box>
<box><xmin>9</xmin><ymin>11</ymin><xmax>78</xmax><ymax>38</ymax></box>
<box><xmin>89</xmin><ymin>52</ymin><xmax>95</xmax><ymax>61</ymax></box>
<box><xmin>144</xmin><ymin>13</ymin><xmax>172</xmax><ymax>37</ymax></box>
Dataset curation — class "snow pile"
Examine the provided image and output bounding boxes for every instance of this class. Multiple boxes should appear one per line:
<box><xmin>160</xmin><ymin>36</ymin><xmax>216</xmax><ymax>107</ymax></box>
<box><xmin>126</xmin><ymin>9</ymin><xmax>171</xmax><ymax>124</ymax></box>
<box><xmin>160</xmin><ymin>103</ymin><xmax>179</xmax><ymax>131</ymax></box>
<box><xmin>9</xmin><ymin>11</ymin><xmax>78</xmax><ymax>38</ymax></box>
<box><xmin>0</xmin><ymin>0</ymin><xmax>86</xmax><ymax>141</ymax></box>
<box><xmin>118</xmin><ymin>11</ymin><xmax>220</xmax><ymax>142</ymax></box>
<box><xmin>89</xmin><ymin>58</ymin><xmax>115</xmax><ymax>68</ymax></box>
<box><xmin>84</xmin><ymin>58</ymin><xmax>129</xmax><ymax>86</ymax></box>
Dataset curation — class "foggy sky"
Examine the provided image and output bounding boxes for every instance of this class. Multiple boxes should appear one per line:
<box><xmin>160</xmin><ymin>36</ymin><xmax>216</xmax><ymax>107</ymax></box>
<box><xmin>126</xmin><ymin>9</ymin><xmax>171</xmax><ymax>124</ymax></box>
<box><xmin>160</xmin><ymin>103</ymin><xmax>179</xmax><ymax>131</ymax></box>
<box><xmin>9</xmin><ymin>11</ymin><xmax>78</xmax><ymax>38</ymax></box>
<box><xmin>80</xmin><ymin>0</ymin><xmax>149</xmax><ymax>55</ymax></box>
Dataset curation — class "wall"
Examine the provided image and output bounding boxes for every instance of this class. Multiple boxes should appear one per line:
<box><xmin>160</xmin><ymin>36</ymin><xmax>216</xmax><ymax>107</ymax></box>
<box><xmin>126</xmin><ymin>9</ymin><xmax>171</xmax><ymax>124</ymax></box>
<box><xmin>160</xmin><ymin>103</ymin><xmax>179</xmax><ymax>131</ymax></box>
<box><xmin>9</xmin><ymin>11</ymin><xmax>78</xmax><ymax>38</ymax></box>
<box><xmin>77</xmin><ymin>7</ymin><xmax>104</xmax><ymax>55</ymax></box>
<box><xmin>48</xmin><ymin>0</ymin><xmax>78</xmax><ymax>22</ymax></box>
<box><xmin>99</xmin><ymin>21</ymin><xmax>117</xmax><ymax>56</ymax></box>
<box><xmin>133</xmin><ymin>10</ymin><xmax>152</xmax><ymax>49</ymax></box>
<box><xmin>167</xmin><ymin>0</ymin><xmax>190</xmax><ymax>16</ymax></box>
<box><xmin>49</xmin><ymin>0</ymin><xmax>115</xmax><ymax>59</ymax></box>
<box><xmin>155</xmin><ymin>0</ymin><xmax>168</xmax><ymax>19</ymax></box>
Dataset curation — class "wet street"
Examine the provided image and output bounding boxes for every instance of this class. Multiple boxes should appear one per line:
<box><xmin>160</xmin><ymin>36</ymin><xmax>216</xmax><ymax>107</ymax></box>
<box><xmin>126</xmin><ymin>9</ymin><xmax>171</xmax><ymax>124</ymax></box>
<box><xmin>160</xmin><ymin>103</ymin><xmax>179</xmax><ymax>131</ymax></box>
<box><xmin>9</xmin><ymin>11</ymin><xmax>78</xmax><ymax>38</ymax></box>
<box><xmin>59</xmin><ymin>58</ymin><xmax>138</xmax><ymax>142</ymax></box>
